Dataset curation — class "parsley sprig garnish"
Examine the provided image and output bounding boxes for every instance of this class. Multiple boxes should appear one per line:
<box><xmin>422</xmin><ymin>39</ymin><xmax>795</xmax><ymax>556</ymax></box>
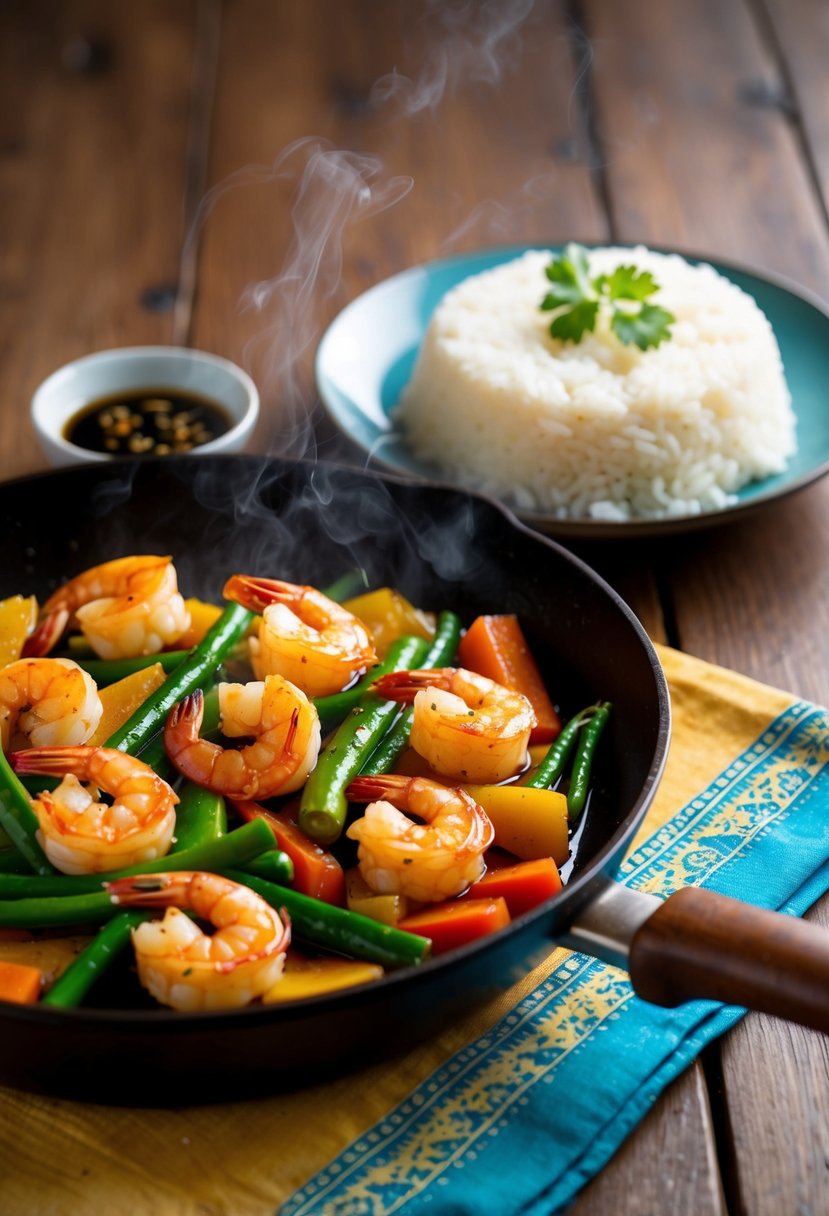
<box><xmin>540</xmin><ymin>243</ymin><xmax>674</xmax><ymax>350</ymax></box>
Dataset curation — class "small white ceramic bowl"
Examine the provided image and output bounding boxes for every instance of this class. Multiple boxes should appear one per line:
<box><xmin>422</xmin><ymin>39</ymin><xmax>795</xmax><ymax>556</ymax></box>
<box><xmin>31</xmin><ymin>346</ymin><xmax>260</xmax><ymax>467</ymax></box>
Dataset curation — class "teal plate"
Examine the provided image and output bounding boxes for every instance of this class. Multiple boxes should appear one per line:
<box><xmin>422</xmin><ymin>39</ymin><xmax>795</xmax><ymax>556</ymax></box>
<box><xmin>315</xmin><ymin>244</ymin><xmax>829</xmax><ymax>538</ymax></box>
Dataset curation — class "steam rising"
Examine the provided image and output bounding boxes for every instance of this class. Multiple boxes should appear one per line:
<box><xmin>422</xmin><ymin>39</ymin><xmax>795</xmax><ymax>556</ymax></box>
<box><xmin>173</xmin><ymin>1</ymin><xmax>540</xmax><ymax>586</ymax></box>
<box><xmin>238</xmin><ymin>139</ymin><xmax>413</xmax><ymax>458</ymax></box>
<box><xmin>81</xmin><ymin>459</ymin><xmax>490</xmax><ymax>610</ymax></box>
<box><xmin>371</xmin><ymin>0</ymin><xmax>536</xmax><ymax>115</ymax></box>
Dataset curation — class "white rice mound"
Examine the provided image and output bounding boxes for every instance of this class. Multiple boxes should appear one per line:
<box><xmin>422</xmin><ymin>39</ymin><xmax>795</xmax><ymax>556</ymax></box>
<box><xmin>395</xmin><ymin>247</ymin><xmax>796</xmax><ymax>520</ymax></box>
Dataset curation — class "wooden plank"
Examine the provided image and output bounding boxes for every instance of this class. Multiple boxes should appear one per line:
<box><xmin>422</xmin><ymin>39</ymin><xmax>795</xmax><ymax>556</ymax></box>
<box><xmin>570</xmin><ymin>1063</ymin><xmax>726</xmax><ymax>1216</ymax></box>
<box><xmin>583</xmin><ymin>2</ymin><xmax>829</xmax><ymax>1212</ymax></box>
<box><xmin>762</xmin><ymin>0</ymin><xmax>829</xmax><ymax>225</ymax></box>
<box><xmin>584</xmin><ymin>0</ymin><xmax>829</xmax><ymax>298</ymax></box>
<box><xmin>0</xmin><ymin>0</ymin><xmax>199</xmax><ymax>483</ymax></box>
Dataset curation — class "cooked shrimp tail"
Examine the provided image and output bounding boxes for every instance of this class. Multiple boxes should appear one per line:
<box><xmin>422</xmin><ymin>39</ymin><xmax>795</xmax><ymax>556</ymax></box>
<box><xmin>107</xmin><ymin>870</ymin><xmax>291</xmax><ymax>1010</ymax></box>
<box><xmin>223</xmin><ymin>574</ymin><xmax>376</xmax><ymax>697</ymax></box>
<box><xmin>12</xmin><ymin>745</ymin><xmax>177</xmax><ymax>875</ymax></box>
<box><xmin>21</xmin><ymin>609</ymin><xmax>71</xmax><ymax>658</ymax></box>
<box><xmin>345</xmin><ymin>774</ymin><xmax>493</xmax><ymax>902</ymax></box>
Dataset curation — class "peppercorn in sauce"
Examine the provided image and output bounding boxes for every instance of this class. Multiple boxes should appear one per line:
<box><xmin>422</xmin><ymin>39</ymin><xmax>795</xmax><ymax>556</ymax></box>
<box><xmin>64</xmin><ymin>388</ymin><xmax>232</xmax><ymax>456</ymax></box>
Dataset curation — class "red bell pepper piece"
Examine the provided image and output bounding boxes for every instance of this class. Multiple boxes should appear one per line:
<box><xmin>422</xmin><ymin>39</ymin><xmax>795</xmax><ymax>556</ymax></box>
<box><xmin>398</xmin><ymin>897</ymin><xmax>510</xmax><ymax>955</ymax></box>
<box><xmin>457</xmin><ymin>615</ymin><xmax>561</xmax><ymax>744</ymax></box>
<box><xmin>233</xmin><ymin>800</ymin><xmax>345</xmax><ymax>905</ymax></box>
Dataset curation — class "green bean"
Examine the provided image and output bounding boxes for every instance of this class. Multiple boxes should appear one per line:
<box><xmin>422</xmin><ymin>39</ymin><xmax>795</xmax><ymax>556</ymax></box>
<box><xmin>299</xmin><ymin>635</ymin><xmax>430</xmax><ymax>845</ymax></box>
<box><xmin>567</xmin><ymin>701</ymin><xmax>611</xmax><ymax>822</ymax></box>
<box><xmin>222</xmin><ymin>869</ymin><xmax>430</xmax><ymax>969</ymax></box>
<box><xmin>241</xmin><ymin>851</ymin><xmax>299</xmax><ymax>885</ymax></box>
<box><xmin>74</xmin><ymin>651</ymin><xmax>188</xmax><ymax>685</ymax></box>
<box><xmin>103</xmin><ymin>602</ymin><xmax>254</xmax><ymax>755</ymax></box>
<box><xmin>0</xmin><ymin>744</ymin><xmax>53</xmax><ymax>876</ymax></box>
<box><xmin>0</xmin><ymin>889</ymin><xmax>114</xmax><ymax>928</ymax></box>
<box><xmin>359</xmin><ymin>610</ymin><xmax>462</xmax><ymax>776</ymax></box>
<box><xmin>170</xmin><ymin>781</ymin><xmax>226</xmax><ymax>853</ymax></box>
<box><xmin>314</xmin><ymin>638</ymin><xmax>429</xmax><ymax>735</ymax></box>
<box><xmin>524</xmin><ymin>703</ymin><xmax>602</xmax><ymax>790</ymax></box>
<box><xmin>42</xmin><ymin>910</ymin><xmax>149</xmax><ymax>1008</ymax></box>
<box><xmin>0</xmin><ymin>818</ymin><xmax>279</xmax><ymax>899</ymax></box>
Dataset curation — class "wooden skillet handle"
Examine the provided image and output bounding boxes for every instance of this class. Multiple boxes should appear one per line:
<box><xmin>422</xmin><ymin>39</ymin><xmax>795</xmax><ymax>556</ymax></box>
<box><xmin>628</xmin><ymin>886</ymin><xmax>829</xmax><ymax>1033</ymax></box>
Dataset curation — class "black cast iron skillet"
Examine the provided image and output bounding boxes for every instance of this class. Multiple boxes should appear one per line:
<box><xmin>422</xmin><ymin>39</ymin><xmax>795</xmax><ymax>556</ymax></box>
<box><xmin>0</xmin><ymin>456</ymin><xmax>826</xmax><ymax>1106</ymax></box>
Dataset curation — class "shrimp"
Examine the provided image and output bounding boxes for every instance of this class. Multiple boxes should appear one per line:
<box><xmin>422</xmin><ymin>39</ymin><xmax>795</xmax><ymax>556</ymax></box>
<box><xmin>0</xmin><ymin>657</ymin><xmax>102</xmax><ymax>752</ymax></box>
<box><xmin>106</xmin><ymin>871</ymin><xmax>291</xmax><ymax>1011</ymax></box>
<box><xmin>163</xmin><ymin>677</ymin><xmax>321</xmax><ymax>800</ymax></box>
<box><xmin>11</xmin><ymin>746</ymin><xmax>178</xmax><ymax>875</ymax></box>
<box><xmin>372</xmin><ymin>666</ymin><xmax>535</xmax><ymax>784</ymax></box>
<box><xmin>346</xmin><ymin>774</ymin><xmax>494</xmax><ymax>903</ymax></box>
<box><xmin>223</xmin><ymin>575</ymin><xmax>376</xmax><ymax>697</ymax></box>
<box><xmin>23</xmin><ymin>554</ymin><xmax>190</xmax><ymax>660</ymax></box>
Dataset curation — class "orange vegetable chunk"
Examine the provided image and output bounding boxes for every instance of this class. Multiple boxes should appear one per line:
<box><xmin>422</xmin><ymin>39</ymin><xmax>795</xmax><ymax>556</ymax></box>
<box><xmin>0</xmin><ymin>960</ymin><xmax>43</xmax><ymax>1004</ymax></box>
<box><xmin>398</xmin><ymin>897</ymin><xmax>510</xmax><ymax>955</ymax></box>
<box><xmin>458</xmin><ymin>614</ymin><xmax>561</xmax><ymax>744</ymax></box>
<box><xmin>465</xmin><ymin>857</ymin><xmax>562</xmax><ymax>917</ymax></box>
<box><xmin>234</xmin><ymin>800</ymin><xmax>346</xmax><ymax>905</ymax></box>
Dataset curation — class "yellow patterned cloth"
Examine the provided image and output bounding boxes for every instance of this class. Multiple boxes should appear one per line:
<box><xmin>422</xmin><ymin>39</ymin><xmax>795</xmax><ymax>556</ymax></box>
<box><xmin>0</xmin><ymin>646</ymin><xmax>822</xmax><ymax>1215</ymax></box>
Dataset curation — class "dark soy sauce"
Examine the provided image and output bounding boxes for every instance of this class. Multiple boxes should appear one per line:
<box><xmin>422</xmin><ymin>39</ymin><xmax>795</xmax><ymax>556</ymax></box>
<box><xmin>64</xmin><ymin>387</ymin><xmax>233</xmax><ymax>457</ymax></box>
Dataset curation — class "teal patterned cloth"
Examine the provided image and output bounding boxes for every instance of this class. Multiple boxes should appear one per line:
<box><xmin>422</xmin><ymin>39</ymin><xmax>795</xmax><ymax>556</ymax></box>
<box><xmin>282</xmin><ymin>686</ymin><xmax>829</xmax><ymax>1215</ymax></box>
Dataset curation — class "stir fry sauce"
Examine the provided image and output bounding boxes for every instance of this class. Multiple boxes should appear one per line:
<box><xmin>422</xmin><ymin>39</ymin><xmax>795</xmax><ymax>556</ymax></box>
<box><xmin>64</xmin><ymin>389</ymin><xmax>232</xmax><ymax>457</ymax></box>
<box><xmin>0</xmin><ymin>566</ymin><xmax>610</xmax><ymax>1012</ymax></box>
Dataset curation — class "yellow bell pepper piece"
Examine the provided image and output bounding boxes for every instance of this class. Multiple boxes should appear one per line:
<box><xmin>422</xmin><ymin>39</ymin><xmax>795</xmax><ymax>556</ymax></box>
<box><xmin>343</xmin><ymin>587</ymin><xmax>435</xmax><ymax>659</ymax></box>
<box><xmin>0</xmin><ymin>595</ymin><xmax>38</xmax><ymax>666</ymax></box>
<box><xmin>263</xmin><ymin>951</ymin><xmax>384</xmax><ymax>1002</ymax></box>
<box><xmin>88</xmin><ymin>663</ymin><xmax>167</xmax><ymax>745</ymax></box>
<box><xmin>462</xmin><ymin>784</ymin><xmax>569</xmax><ymax>865</ymax></box>
<box><xmin>175</xmin><ymin>598</ymin><xmax>224</xmax><ymax>650</ymax></box>
<box><xmin>345</xmin><ymin>867</ymin><xmax>408</xmax><ymax>925</ymax></box>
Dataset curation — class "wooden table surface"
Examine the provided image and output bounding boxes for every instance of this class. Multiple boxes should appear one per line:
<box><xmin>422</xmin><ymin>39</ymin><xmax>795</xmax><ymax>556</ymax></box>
<box><xmin>3</xmin><ymin>1</ymin><xmax>829</xmax><ymax>1211</ymax></box>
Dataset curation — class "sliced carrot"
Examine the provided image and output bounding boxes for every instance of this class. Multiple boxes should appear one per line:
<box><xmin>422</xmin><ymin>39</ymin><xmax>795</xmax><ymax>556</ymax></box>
<box><xmin>457</xmin><ymin>615</ymin><xmax>561</xmax><ymax>744</ymax></box>
<box><xmin>0</xmin><ymin>960</ymin><xmax>43</xmax><ymax>1004</ymax></box>
<box><xmin>465</xmin><ymin>857</ymin><xmax>562</xmax><ymax>917</ymax></box>
<box><xmin>234</xmin><ymin>800</ymin><xmax>346</xmax><ymax>905</ymax></box>
<box><xmin>398</xmin><ymin>897</ymin><xmax>510</xmax><ymax>955</ymax></box>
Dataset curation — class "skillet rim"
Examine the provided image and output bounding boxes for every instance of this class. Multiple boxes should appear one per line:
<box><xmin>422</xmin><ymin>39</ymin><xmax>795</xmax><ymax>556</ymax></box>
<box><xmin>0</xmin><ymin>454</ymin><xmax>671</xmax><ymax>1029</ymax></box>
